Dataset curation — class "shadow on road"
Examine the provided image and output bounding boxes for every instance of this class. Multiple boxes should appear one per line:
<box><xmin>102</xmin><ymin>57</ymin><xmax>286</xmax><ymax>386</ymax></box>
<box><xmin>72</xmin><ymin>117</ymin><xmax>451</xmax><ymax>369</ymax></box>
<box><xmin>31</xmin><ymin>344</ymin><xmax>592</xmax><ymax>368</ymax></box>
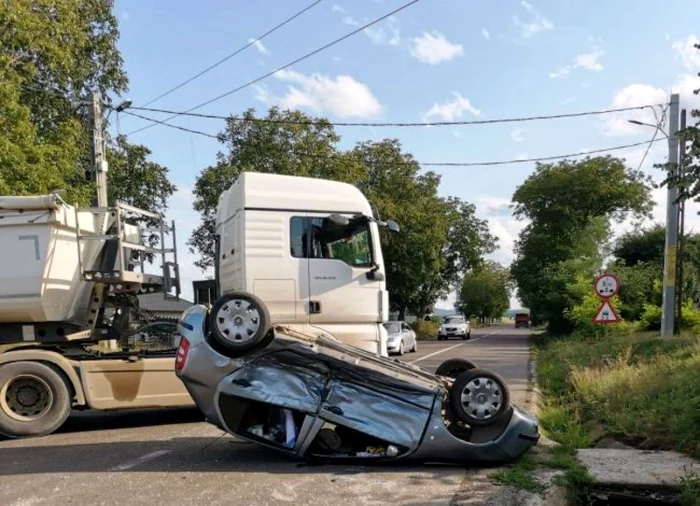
<box><xmin>56</xmin><ymin>407</ymin><xmax>205</xmax><ymax>434</ymax></box>
<box><xmin>0</xmin><ymin>434</ymin><xmax>507</xmax><ymax>477</ymax></box>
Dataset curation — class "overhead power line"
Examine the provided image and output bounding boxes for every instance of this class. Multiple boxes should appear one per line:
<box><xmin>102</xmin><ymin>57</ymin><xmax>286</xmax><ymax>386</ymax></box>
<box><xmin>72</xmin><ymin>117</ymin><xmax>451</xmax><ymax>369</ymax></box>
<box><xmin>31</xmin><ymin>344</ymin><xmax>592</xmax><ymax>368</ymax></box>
<box><xmin>127</xmin><ymin>103</ymin><xmax>667</xmax><ymax>128</ymax></box>
<box><xmin>140</xmin><ymin>0</ymin><xmax>324</xmax><ymax>107</ymax></box>
<box><xmin>124</xmin><ymin>110</ymin><xmax>663</xmax><ymax>168</ymax></box>
<box><xmin>126</xmin><ymin>0</ymin><xmax>423</xmax><ymax>136</ymax></box>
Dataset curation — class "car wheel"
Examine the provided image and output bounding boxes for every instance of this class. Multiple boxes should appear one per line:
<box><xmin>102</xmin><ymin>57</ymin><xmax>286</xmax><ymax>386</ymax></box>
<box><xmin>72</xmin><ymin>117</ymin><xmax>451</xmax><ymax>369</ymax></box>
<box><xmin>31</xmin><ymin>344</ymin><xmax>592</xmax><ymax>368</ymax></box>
<box><xmin>435</xmin><ymin>358</ymin><xmax>476</xmax><ymax>378</ymax></box>
<box><xmin>208</xmin><ymin>291</ymin><xmax>272</xmax><ymax>357</ymax></box>
<box><xmin>411</xmin><ymin>340</ymin><xmax>417</xmax><ymax>353</ymax></box>
<box><xmin>467</xmin><ymin>330</ymin><xmax>471</xmax><ymax>340</ymax></box>
<box><xmin>398</xmin><ymin>340</ymin><xmax>404</xmax><ymax>356</ymax></box>
<box><xmin>449</xmin><ymin>368</ymin><xmax>510</xmax><ymax>427</ymax></box>
<box><xmin>0</xmin><ymin>361</ymin><xmax>72</xmax><ymax>438</ymax></box>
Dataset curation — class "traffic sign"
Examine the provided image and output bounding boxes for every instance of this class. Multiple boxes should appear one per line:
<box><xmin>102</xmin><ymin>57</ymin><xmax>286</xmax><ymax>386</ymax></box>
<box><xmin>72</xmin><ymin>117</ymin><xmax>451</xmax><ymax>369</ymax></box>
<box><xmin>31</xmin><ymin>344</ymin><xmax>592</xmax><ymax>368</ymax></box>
<box><xmin>594</xmin><ymin>273</ymin><xmax>619</xmax><ymax>298</ymax></box>
<box><xmin>593</xmin><ymin>300</ymin><xmax>620</xmax><ymax>324</ymax></box>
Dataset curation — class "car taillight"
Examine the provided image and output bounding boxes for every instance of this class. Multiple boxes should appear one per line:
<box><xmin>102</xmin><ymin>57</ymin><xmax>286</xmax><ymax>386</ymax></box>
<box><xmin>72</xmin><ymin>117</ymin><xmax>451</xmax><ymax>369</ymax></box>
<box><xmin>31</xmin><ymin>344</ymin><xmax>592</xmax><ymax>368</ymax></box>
<box><xmin>175</xmin><ymin>337</ymin><xmax>190</xmax><ymax>372</ymax></box>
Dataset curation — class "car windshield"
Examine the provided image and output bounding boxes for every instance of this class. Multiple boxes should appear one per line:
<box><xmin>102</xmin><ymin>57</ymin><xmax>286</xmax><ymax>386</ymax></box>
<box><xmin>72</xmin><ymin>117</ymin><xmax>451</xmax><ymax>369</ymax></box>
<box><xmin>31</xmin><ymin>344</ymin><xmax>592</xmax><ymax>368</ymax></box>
<box><xmin>444</xmin><ymin>317</ymin><xmax>464</xmax><ymax>324</ymax></box>
<box><xmin>383</xmin><ymin>322</ymin><xmax>401</xmax><ymax>334</ymax></box>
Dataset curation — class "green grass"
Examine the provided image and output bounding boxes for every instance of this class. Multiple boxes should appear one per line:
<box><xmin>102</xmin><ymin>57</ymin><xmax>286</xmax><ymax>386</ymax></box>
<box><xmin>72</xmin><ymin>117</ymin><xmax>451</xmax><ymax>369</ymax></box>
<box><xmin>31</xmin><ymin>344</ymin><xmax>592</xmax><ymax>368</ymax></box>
<box><xmin>536</xmin><ymin>330</ymin><xmax>700</xmax><ymax>458</ymax></box>
<box><xmin>489</xmin><ymin>454</ymin><xmax>546</xmax><ymax>494</ymax></box>
<box><xmin>680</xmin><ymin>472</ymin><xmax>700</xmax><ymax>506</ymax></box>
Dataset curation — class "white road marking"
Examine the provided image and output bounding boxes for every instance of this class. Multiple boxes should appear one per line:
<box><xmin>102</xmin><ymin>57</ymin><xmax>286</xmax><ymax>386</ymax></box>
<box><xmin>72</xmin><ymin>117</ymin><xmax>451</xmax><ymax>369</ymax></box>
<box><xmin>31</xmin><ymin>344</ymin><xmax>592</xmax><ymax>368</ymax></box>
<box><xmin>110</xmin><ymin>450</ymin><xmax>171</xmax><ymax>471</ymax></box>
<box><xmin>406</xmin><ymin>329</ymin><xmax>501</xmax><ymax>364</ymax></box>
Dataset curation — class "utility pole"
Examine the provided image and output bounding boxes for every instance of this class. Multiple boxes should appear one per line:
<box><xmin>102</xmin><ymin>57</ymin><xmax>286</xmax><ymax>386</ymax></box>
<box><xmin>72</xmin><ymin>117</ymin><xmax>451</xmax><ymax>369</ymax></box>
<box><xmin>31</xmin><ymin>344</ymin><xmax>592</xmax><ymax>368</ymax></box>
<box><xmin>676</xmin><ymin>109</ymin><xmax>687</xmax><ymax>334</ymax></box>
<box><xmin>88</xmin><ymin>91</ymin><xmax>109</xmax><ymax>207</ymax></box>
<box><xmin>661</xmin><ymin>93</ymin><xmax>680</xmax><ymax>339</ymax></box>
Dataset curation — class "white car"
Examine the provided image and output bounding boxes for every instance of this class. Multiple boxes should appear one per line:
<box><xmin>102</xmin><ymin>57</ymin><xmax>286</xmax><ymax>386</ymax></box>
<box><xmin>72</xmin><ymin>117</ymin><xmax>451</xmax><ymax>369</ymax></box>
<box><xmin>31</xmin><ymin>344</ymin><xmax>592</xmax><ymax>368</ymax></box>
<box><xmin>383</xmin><ymin>321</ymin><xmax>417</xmax><ymax>355</ymax></box>
<box><xmin>437</xmin><ymin>316</ymin><xmax>471</xmax><ymax>341</ymax></box>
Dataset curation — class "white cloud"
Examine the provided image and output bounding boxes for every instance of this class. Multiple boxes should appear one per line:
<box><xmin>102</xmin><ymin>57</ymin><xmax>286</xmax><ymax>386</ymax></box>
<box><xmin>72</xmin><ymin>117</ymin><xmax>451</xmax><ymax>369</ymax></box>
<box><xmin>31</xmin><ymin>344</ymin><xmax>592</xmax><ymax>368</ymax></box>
<box><xmin>410</xmin><ymin>31</ymin><xmax>464</xmax><ymax>65</ymax></box>
<box><xmin>273</xmin><ymin>69</ymin><xmax>382</xmax><ymax>118</ymax></box>
<box><xmin>603</xmin><ymin>84</ymin><xmax>667</xmax><ymax>136</ymax></box>
<box><xmin>549</xmin><ymin>66</ymin><xmax>570</xmax><ymax>79</ymax></box>
<box><xmin>482</xmin><ymin>28</ymin><xmax>491</xmax><ymax>40</ymax></box>
<box><xmin>252</xmin><ymin>84</ymin><xmax>270</xmax><ymax>103</ymax></box>
<box><xmin>515</xmin><ymin>152</ymin><xmax>529</xmax><ymax>161</ymax></box>
<box><xmin>510</xmin><ymin>129</ymin><xmax>524</xmax><ymax>142</ymax></box>
<box><xmin>343</xmin><ymin>16</ymin><xmax>360</xmax><ymax>26</ymax></box>
<box><xmin>423</xmin><ymin>92</ymin><xmax>480</xmax><ymax>121</ymax></box>
<box><xmin>550</xmin><ymin>49</ymin><xmax>604</xmax><ymax>79</ymax></box>
<box><xmin>575</xmin><ymin>49</ymin><xmax>604</xmax><ymax>71</ymax></box>
<box><xmin>364</xmin><ymin>16</ymin><xmax>400</xmax><ymax>46</ymax></box>
<box><xmin>513</xmin><ymin>1</ymin><xmax>553</xmax><ymax>38</ymax></box>
<box><xmin>672</xmin><ymin>34</ymin><xmax>700</xmax><ymax>71</ymax></box>
<box><xmin>673</xmin><ymin>73</ymin><xmax>700</xmax><ymax>110</ymax></box>
<box><xmin>331</xmin><ymin>4</ymin><xmax>345</xmax><ymax>14</ymax></box>
<box><xmin>248</xmin><ymin>38</ymin><xmax>269</xmax><ymax>55</ymax></box>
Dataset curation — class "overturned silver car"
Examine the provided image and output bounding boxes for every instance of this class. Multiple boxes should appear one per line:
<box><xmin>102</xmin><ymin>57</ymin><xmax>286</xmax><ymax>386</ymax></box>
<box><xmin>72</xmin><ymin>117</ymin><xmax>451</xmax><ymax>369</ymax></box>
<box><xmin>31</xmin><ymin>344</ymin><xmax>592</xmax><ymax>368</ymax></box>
<box><xmin>175</xmin><ymin>292</ymin><xmax>540</xmax><ymax>464</ymax></box>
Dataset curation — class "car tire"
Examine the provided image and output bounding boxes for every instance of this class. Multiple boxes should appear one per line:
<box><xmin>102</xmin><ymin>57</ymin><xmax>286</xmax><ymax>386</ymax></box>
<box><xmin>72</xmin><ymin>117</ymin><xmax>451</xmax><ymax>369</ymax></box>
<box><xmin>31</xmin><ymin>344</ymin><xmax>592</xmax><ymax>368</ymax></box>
<box><xmin>435</xmin><ymin>358</ymin><xmax>476</xmax><ymax>378</ymax></box>
<box><xmin>398</xmin><ymin>341</ymin><xmax>404</xmax><ymax>356</ymax></box>
<box><xmin>208</xmin><ymin>291</ymin><xmax>272</xmax><ymax>357</ymax></box>
<box><xmin>449</xmin><ymin>368</ymin><xmax>510</xmax><ymax>427</ymax></box>
<box><xmin>411</xmin><ymin>340</ymin><xmax>417</xmax><ymax>353</ymax></box>
<box><xmin>0</xmin><ymin>361</ymin><xmax>72</xmax><ymax>438</ymax></box>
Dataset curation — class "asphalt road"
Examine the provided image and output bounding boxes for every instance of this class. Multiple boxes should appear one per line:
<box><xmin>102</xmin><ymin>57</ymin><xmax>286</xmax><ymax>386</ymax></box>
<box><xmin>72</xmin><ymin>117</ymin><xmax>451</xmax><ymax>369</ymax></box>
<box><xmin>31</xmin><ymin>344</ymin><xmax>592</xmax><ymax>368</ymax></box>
<box><xmin>0</xmin><ymin>325</ymin><xmax>536</xmax><ymax>506</ymax></box>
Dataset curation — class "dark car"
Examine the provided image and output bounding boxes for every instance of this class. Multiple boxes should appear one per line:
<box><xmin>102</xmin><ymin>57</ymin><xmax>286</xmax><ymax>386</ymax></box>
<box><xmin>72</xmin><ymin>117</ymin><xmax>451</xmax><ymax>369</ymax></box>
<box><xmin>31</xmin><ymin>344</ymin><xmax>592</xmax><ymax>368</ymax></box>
<box><xmin>174</xmin><ymin>292</ymin><xmax>540</xmax><ymax>465</ymax></box>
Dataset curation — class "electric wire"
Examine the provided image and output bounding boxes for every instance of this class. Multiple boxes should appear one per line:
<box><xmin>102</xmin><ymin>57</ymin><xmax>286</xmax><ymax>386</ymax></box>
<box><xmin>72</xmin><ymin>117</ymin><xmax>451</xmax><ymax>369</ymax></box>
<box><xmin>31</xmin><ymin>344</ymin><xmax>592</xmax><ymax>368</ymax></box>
<box><xmin>126</xmin><ymin>103</ymin><xmax>667</xmax><ymax>128</ymax></box>
<box><xmin>140</xmin><ymin>0</ymin><xmax>324</xmax><ymax>107</ymax></box>
<box><xmin>123</xmin><ymin>110</ymin><xmax>664</xmax><ymax>168</ymax></box>
<box><xmin>125</xmin><ymin>0</ymin><xmax>423</xmax><ymax>136</ymax></box>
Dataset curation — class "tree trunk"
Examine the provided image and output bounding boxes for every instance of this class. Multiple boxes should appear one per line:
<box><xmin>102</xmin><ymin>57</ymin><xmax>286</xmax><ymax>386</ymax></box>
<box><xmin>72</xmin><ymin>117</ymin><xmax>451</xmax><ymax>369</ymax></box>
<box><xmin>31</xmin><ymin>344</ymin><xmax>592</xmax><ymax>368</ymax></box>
<box><xmin>399</xmin><ymin>307</ymin><xmax>406</xmax><ymax>321</ymax></box>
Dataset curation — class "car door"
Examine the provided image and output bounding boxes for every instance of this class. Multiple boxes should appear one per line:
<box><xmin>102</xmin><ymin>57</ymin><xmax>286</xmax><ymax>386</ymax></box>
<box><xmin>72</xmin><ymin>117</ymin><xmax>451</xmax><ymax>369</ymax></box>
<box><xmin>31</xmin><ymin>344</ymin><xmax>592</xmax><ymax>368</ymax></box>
<box><xmin>306</xmin><ymin>214</ymin><xmax>384</xmax><ymax>324</ymax></box>
<box><xmin>405</xmin><ymin>322</ymin><xmax>416</xmax><ymax>349</ymax></box>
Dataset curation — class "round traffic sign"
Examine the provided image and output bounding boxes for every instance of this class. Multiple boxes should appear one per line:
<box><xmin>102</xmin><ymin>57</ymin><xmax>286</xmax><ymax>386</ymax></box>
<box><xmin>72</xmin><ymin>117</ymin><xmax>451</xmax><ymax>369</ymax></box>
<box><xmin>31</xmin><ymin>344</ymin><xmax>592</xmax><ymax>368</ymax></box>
<box><xmin>594</xmin><ymin>273</ymin><xmax>619</xmax><ymax>298</ymax></box>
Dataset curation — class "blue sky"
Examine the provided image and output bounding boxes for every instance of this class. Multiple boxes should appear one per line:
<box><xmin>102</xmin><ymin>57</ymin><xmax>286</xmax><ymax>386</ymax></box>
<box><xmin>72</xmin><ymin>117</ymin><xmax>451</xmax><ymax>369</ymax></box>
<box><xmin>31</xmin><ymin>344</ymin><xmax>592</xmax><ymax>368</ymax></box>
<box><xmin>111</xmin><ymin>0</ymin><xmax>700</xmax><ymax>308</ymax></box>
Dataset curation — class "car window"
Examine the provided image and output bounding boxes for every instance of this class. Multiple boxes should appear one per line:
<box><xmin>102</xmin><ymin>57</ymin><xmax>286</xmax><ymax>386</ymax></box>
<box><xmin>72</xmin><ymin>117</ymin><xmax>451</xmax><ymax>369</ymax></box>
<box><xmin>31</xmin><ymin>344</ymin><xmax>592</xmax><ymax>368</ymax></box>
<box><xmin>383</xmin><ymin>322</ymin><xmax>401</xmax><ymax>334</ymax></box>
<box><xmin>290</xmin><ymin>216</ymin><xmax>307</xmax><ymax>258</ymax></box>
<box><xmin>444</xmin><ymin>317</ymin><xmax>465</xmax><ymax>324</ymax></box>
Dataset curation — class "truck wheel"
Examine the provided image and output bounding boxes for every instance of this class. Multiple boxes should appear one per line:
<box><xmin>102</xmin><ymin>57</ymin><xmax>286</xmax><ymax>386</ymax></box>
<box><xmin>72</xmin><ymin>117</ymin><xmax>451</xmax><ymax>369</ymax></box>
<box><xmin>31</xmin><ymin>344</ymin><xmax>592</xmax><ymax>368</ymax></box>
<box><xmin>208</xmin><ymin>291</ymin><xmax>272</xmax><ymax>357</ymax></box>
<box><xmin>449</xmin><ymin>368</ymin><xmax>510</xmax><ymax>427</ymax></box>
<box><xmin>435</xmin><ymin>358</ymin><xmax>476</xmax><ymax>378</ymax></box>
<box><xmin>0</xmin><ymin>361</ymin><xmax>72</xmax><ymax>438</ymax></box>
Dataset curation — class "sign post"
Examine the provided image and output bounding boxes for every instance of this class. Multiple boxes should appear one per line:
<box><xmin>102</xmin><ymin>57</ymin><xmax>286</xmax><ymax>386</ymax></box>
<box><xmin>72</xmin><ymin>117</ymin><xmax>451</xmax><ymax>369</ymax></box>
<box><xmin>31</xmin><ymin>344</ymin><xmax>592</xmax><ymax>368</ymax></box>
<box><xmin>593</xmin><ymin>273</ymin><xmax>621</xmax><ymax>325</ymax></box>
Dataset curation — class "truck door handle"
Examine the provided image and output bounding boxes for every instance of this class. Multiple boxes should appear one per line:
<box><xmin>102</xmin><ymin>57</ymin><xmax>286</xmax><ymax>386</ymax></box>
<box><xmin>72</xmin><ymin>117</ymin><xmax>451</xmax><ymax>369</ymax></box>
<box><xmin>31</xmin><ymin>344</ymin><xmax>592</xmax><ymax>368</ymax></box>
<box><xmin>310</xmin><ymin>301</ymin><xmax>322</xmax><ymax>314</ymax></box>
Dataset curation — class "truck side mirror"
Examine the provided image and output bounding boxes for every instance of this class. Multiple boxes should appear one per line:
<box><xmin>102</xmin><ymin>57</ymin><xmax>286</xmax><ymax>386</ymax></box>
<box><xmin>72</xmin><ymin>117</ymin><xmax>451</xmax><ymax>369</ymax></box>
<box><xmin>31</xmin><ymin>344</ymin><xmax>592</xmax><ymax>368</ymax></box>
<box><xmin>386</xmin><ymin>220</ymin><xmax>400</xmax><ymax>233</ymax></box>
<box><xmin>366</xmin><ymin>264</ymin><xmax>385</xmax><ymax>281</ymax></box>
<box><xmin>326</xmin><ymin>213</ymin><xmax>350</xmax><ymax>226</ymax></box>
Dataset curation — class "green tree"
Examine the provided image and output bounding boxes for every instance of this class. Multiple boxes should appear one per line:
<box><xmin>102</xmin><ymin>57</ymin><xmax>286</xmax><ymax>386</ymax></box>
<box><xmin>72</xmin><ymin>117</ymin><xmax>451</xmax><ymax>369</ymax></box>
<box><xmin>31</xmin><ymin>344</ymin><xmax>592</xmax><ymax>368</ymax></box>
<box><xmin>457</xmin><ymin>261</ymin><xmax>510</xmax><ymax>323</ymax></box>
<box><xmin>510</xmin><ymin>156</ymin><xmax>654</xmax><ymax>332</ymax></box>
<box><xmin>0</xmin><ymin>0</ymin><xmax>127</xmax><ymax>204</ymax></box>
<box><xmin>189</xmin><ymin>108</ymin><xmax>497</xmax><ymax>319</ymax></box>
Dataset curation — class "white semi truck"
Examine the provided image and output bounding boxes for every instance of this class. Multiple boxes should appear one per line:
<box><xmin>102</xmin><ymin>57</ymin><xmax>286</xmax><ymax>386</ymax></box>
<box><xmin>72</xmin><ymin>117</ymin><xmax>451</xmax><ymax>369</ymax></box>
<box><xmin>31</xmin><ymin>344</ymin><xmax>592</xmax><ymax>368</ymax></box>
<box><xmin>0</xmin><ymin>172</ymin><xmax>398</xmax><ymax>438</ymax></box>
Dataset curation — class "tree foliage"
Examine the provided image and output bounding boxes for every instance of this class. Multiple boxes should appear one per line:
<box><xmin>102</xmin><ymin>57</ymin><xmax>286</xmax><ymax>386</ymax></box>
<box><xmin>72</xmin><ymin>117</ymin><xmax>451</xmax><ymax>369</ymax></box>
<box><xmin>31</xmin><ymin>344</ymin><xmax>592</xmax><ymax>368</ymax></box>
<box><xmin>457</xmin><ymin>261</ymin><xmax>511</xmax><ymax>323</ymax></box>
<box><xmin>0</xmin><ymin>0</ymin><xmax>127</xmax><ymax>204</ymax></box>
<box><xmin>189</xmin><ymin>107</ymin><xmax>497</xmax><ymax>318</ymax></box>
<box><xmin>510</xmin><ymin>156</ymin><xmax>654</xmax><ymax>332</ymax></box>
<box><xmin>0</xmin><ymin>1</ymin><xmax>176</xmax><ymax>218</ymax></box>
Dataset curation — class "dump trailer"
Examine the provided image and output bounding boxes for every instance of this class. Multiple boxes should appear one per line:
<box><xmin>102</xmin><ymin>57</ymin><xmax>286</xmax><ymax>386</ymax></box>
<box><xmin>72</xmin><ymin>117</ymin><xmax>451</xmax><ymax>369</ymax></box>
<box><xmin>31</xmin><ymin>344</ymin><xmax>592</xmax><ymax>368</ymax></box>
<box><xmin>0</xmin><ymin>193</ymin><xmax>192</xmax><ymax>438</ymax></box>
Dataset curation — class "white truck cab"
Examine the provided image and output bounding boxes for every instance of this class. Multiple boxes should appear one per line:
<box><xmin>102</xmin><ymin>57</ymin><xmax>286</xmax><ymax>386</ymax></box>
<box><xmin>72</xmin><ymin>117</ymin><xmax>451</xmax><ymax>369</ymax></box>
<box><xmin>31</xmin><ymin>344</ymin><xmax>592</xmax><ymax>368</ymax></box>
<box><xmin>214</xmin><ymin>172</ymin><xmax>398</xmax><ymax>356</ymax></box>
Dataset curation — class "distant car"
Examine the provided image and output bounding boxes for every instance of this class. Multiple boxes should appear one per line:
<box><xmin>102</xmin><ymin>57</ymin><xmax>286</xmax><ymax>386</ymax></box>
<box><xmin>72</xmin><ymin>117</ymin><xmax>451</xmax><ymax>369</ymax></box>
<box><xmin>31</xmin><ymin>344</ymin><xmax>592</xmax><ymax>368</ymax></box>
<box><xmin>514</xmin><ymin>313</ymin><xmax>530</xmax><ymax>329</ymax></box>
<box><xmin>383</xmin><ymin>321</ymin><xmax>417</xmax><ymax>355</ymax></box>
<box><xmin>438</xmin><ymin>316</ymin><xmax>471</xmax><ymax>341</ymax></box>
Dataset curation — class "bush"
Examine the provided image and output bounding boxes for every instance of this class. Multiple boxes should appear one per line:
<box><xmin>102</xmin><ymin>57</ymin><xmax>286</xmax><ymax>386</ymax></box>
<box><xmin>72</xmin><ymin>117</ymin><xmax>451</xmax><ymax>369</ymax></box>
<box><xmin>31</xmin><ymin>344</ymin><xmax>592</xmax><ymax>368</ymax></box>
<box><xmin>640</xmin><ymin>303</ymin><xmax>662</xmax><ymax>330</ymax></box>
<box><xmin>412</xmin><ymin>319</ymin><xmax>439</xmax><ymax>340</ymax></box>
<box><xmin>566</xmin><ymin>291</ymin><xmax>636</xmax><ymax>338</ymax></box>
